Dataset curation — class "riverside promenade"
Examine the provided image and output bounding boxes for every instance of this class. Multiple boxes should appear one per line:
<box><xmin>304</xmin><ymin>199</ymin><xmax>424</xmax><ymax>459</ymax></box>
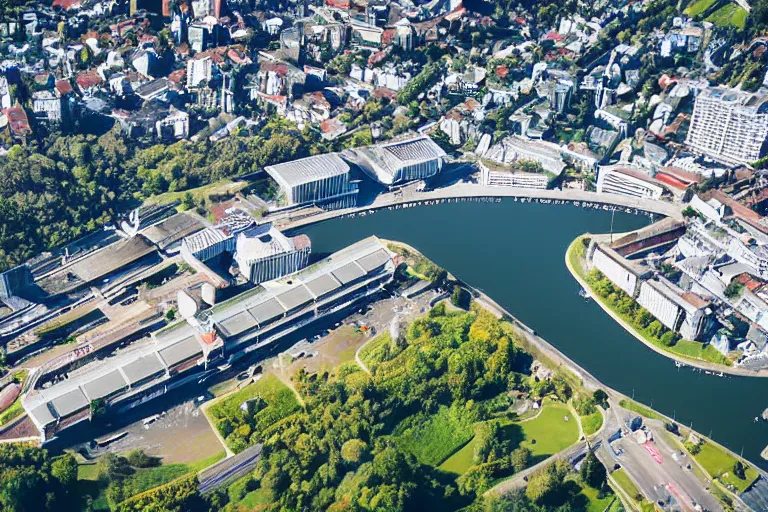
<box><xmin>276</xmin><ymin>183</ymin><xmax>683</xmax><ymax>230</ymax></box>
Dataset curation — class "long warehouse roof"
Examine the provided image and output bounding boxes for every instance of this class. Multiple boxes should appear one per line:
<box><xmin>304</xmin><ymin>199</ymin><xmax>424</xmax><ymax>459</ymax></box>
<box><xmin>265</xmin><ymin>153</ymin><xmax>350</xmax><ymax>188</ymax></box>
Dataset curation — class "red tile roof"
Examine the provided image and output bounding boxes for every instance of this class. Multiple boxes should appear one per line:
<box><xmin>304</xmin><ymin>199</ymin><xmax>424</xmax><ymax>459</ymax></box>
<box><xmin>55</xmin><ymin>80</ymin><xmax>73</xmax><ymax>95</ymax></box>
<box><xmin>3</xmin><ymin>104</ymin><xmax>31</xmax><ymax>136</ymax></box>
<box><xmin>76</xmin><ymin>70</ymin><xmax>103</xmax><ymax>89</ymax></box>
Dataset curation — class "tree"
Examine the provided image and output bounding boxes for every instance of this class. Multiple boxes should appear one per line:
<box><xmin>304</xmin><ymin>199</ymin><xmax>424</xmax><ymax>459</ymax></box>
<box><xmin>341</xmin><ymin>439</ymin><xmax>369</xmax><ymax>464</ymax></box>
<box><xmin>51</xmin><ymin>454</ymin><xmax>78</xmax><ymax>489</ymax></box>
<box><xmin>733</xmin><ymin>460</ymin><xmax>746</xmax><ymax>480</ymax></box>
<box><xmin>579</xmin><ymin>450</ymin><xmax>606</xmax><ymax>489</ymax></box>
<box><xmin>552</xmin><ymin>376</ymin><xmax>572</xmax><ymax>402</ymax></box>
<box><xmin>647</xmin><ymin>320</ymin><xmax>664</xmax><ymax>338</ymax></box>
<box><xmin>510</xmin><ymin>447</ymin><xmax>532</xmax><ymax>473</ymax></box>
<box><xmin>126</xmin><ymin>450</ymin><xmax>156</xmax><ymax>468</ymax></box>
<box><xmin>451</xmin><ymin>285</ymin><xmax>471</xmax><ymax>309</ymax></box>
<box><xmin>592</xmin><ymin>389</ymin><xmax>609</xmax><ymax>408</ymax></box>
<box><xmin>660</xmin><ymin>330</ymin><xmax>678</xmax><ymax>347</ymax></box>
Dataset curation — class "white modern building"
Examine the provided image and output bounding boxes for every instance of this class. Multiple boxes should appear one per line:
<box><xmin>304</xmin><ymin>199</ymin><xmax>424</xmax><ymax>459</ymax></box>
<box><xmin>181</xmin><ymin>227</ymin><xmax>234</xmax><ymax>263</ymax></box>
<box><xmin>187</xmin><ymin>56</ymin><xmax>216</xmax><ymax>89</ymax></box>
<box><xmin>686</xmin><ymin>87</ymin><xmax>768</xmax><ymax>166</ymax></box>
<box><xmin>483</xmin><ymin>136</ymin><xmax>567</xmax><ymax>176</ymax></box>
<box><xmin>234</xmin><ymin>223</ymin><xmax>312</xmax><ymax>284</ymax></box>
<box><xmin>22</xmin><ymin>236</ymin><xmax>396</xmax><ymax>442</ymax></box>
<box><xmin>480</xmin><ymin>162</ymin><xmax>548</xmax><ymax>189</ymax></box>
<box><xmin>343</xmin><ymin>135</ymin><xmax>447</xmax><ymax>186</ymax></box>
<box><xmin>597</xmin><ymin>166</ymin><xmax>665</xmax><ymax>200</ymax></box>
<box><xmin>264</xmin><ymin>153</ymin><xmax>358</xmax><ymax>209</ymax></box>
<box><xmin>591</xmin><ymin>244</ymin><xmax>648</xmax><ymax>297</ymax></box>
<box><xmin>636</xmin><ymin>278</ymin><xmax>711</xmax><ymax>340</ymax></box>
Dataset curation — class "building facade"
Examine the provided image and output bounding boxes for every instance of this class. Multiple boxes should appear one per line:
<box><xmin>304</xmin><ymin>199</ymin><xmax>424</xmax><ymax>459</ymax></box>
<box><xmin>234</xmin><ymin>225</ymin><xmax>312</xmax><ymax>284</ymax></box>
<box><xmin>265</xmin><ymin>153</ymin><xmax>359</xmax><ymax>209</ymax></box>
<box><xmin>597</xmin><ymin>166</ymin><xmax>665</xmax><ymax>200</ymax></box>
<box><xmin>342</xmin><ymin>135</ymin><xmax>447</xmax><ymax>186</ymax></box>
<box><xmin>686</xmin><ymin>87</ymin><xmax>768</xmax><ymax>166</ymax></box>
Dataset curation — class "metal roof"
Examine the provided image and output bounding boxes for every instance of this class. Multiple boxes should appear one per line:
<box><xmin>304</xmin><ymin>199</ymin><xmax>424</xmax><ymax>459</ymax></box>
<box><xmin>332</xmin><ymin>261</ymin><xmax>366</xmax><ymax>284</ymax></box>
<box><xmin>356</xmin><ymin>249</ymin><xmax>391</xmax><ymax>272</ymax></box>
<box><xmin>218</xmin><ymin>310</ymin><xmax>259</xmax><ymax>337</ymax></box>
<box><xmin>50</xmin><ymin>387</ymin><xmax>89</xmax><ymax>417</ymax></box>
<box><xmin>265</xmin><ymin>153</ymin><xmax>350</xmax><ymax>188</ymax></box>
<box><xmin>275</xmin><ymin>285</ymin><xmax>313</xmax><ymax>311</ymax></box>
<box><xmin>30</xmin><ymin>404</ymin><xmax>56</xmax><ymax>427</ymax></box>
<box><xmin>247</xmin><ymin>298</ymin><xmax>285</xmax><ymax>324</ymax></box>
<box><xmin>158</xmin><ymin>335</ymin><xmax>203</xmax><ymax>367</ymax></box>
<box><xmin>121</xmin><ymin>353</ymin><xmax>166</xmax><ymax>385</ymax></box>
<box><xmin>304</xmin><ymin>273</ymin><xmax>341</xmax><ymax>298</ymax></box>
<box><xmin>82</xmin><ymin>370</ymin><xmax>128</xmax><ymax>400</ymax></box>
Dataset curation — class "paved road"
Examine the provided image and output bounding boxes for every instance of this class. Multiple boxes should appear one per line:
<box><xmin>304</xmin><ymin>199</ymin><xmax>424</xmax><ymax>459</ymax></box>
<box><xmin>597</xmin><ymin>402</ymin><xmax>723</xmax><ymax>512</ymax></box>
<box><xmin>198</xmin><ymin>443</ymin><xmax>263</xmax><ymax>494</ymax></box>
<box><xmin>276</xmin><ymin>182</ymin><xmax>682</xmax><ymax>231</ymax></box>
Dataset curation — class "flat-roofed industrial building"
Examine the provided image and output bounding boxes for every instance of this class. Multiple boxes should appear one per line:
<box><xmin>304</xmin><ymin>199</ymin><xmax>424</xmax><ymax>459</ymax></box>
<box><xmin>343</xmin><ymin>135</ymin><xmax>447</xmax><ymax>186</ymax></box>
<box><xmin>207</xmin><ymin>236</ymin><xmax>395</xmax><ymax>349</ymax></box>
<box><xmin>23</xmin><ymin>237</ymin><xmax>396</xmax><ymax>442</ymax></box>
<box><xmin>264</xmin><ymin>153</ymin><xmax>358</xmax><ymax>209</ymax></box>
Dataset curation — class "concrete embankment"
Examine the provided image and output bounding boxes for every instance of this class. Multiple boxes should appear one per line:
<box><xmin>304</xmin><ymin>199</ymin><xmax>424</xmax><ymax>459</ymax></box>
<box><xmin>277</xmin><ymin>184</ymin><xmax>683</xmax><ymax>231</ymax></box>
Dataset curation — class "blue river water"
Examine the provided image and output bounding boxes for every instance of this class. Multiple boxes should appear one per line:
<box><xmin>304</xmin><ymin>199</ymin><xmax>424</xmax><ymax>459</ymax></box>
<box><xmin>296</xmin><ymin>198</ymin><xmax>768</xmax><ymax>469</ymax></box>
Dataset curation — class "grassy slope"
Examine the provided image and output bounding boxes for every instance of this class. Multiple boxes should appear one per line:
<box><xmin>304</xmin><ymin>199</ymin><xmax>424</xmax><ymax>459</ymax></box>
<box><xmin>618</xmin><ymin>399</ymin><xmax>665</xmax><ymax>421</ymax></box>
<box><xmin>208</xmin><ymin>374</ymin><xmax>301</xmax><ymax>451</ymax></box>
<box><xmin>694</xmin><ymin>442</ymin><xmax>759</xmax><ymax>493</ymax></box>
<box><xmin>684</xmin><ymin>0</ymin><xmax>719</xmax><ymax>16</ymax></box>
<box><xmin>394</xmin><ymin>405</ymin><xmax>476</xmax><ymax>466</ymax></box>
<box><xmin>706</xmin><ymin>3</ymin><xmax>747</xmax><ymax>28</ymax></box>
<box><xmin>581</xmin><ymin>411</ymin><xmax>603</xmax><ymax>436</ymax></box>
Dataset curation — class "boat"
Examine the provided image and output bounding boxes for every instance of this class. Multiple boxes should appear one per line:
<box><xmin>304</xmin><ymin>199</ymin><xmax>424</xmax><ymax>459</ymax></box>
<box><xmin>95</xmin><ymin>431</ymin><xmax>128</xmax><ymax>447</ymax></box>
<box><xmin>142</xmin><ymin>414</ymin><xmax>161</xmax><ymax>427</ymax></box>
<box><xmin>717</xmin><ymin>372</ymin><xmax>724</xmax><ymax>377</ymax></box>
<box><xmin>578</xmin><ymin>287</ymin><xmax>591</xmax><ymax>300</ymax></box>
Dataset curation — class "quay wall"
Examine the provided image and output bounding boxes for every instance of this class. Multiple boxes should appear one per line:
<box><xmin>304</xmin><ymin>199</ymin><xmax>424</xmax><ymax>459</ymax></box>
<box><xmin>277</xmin><ymin>185</ymin><xmax>682</xmax><ymax>231</ymax></box>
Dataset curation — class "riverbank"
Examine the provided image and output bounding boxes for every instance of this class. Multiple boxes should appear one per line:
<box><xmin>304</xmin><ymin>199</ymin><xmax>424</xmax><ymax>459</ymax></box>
<box><xmin>565</xmin><ymin>235</ymin><xmax>768</xmax><ymax>378</ymax></box>
<box><xmin>276</xmin><ymin>183</ymin><xmax>683</xmax><ymax>231</ymax></box>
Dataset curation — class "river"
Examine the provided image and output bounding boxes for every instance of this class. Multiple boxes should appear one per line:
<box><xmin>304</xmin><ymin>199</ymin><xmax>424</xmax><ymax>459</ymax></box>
<box><xmin>295</xmin><ymin>198</ymin><xmax>768</xmax><ymax>470</ymax></box>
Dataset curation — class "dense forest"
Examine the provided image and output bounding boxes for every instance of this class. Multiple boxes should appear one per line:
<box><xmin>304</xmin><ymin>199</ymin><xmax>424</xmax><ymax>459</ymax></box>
<box><xmin>0</xmin><ymin>118</ymin><xmax>325</xmax><ymax>272</ymax></box>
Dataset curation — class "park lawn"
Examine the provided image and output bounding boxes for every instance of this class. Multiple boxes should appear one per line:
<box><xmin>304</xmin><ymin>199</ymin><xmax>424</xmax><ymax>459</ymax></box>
<box><xmin>581</xmin><ymin>411</ymin><xmax>603</xmax><ymax>436</ymax></box>
<box><xmin>618</xmin><ymin>399</ymin><xmax>665</xmax><ymax>421</ymax></box>
<box><xmin>706</xmin><ymin>3</ymin><xmax>747</xmax><ymax>28</ymax></box>
<box><xmin>517</xmin><ymin>401</ymin><xmax>579</xmax><ymax>458</ymax></box>
<box><xmin>438</xmin><ymin>437</ymin><xmax>476</xmax><ymax>475</ymax></box>
<box><xmin>578</xmin><ymin>481</ymin><xmax>616</xmax><ymax>512</ymax></box>
<box><xmin>394</xmin><ymin>405</ymin><xmax>476</xmax><ymax>466</ymax></box>
<box><xmin>144</xmin><ymin>178</ymin><xmax>250</xmax><ymax>208</ymax></box>
<box><xmin>208</xmin><ymin>374</ymin><xmax>301</xmax><ymax>440</ymax></box>
<box><xmin>694</xmin><ymin>442</ymin><xmax>759</xmax><ymax>493</ymax></box>
<box><xmin>684</xmin><ymin>0</ymin><xmax>719</xmax><ymax>17</ymax></box>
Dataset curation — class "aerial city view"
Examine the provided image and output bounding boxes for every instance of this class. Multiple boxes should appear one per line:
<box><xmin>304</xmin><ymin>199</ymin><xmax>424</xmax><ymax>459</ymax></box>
<box><xmin>5</xmin><ymin>0</ymin><xmax>768</xmax><ymax>510</ymax></box>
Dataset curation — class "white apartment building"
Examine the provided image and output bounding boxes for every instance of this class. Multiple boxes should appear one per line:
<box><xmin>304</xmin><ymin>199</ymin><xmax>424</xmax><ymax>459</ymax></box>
<box><xmin>597</xmin><ymin>166</ymin><xmax>665</xmax><ymax>200</ymax></box>
<box><xmin>636</xmin><ymin>278</ymin><xmax>710</xmax><ymax>340</ymax></box>
<box><xmin>480</xmin><ymin>162</ymin><xmax>548</xmax><ymax>189</ymax></box>
<box><xmin>187</xmin><ymin>56</ymin><xmax>216</xmax><ymax>89</ymax></box>
<box><xmin>591</xmin><ymin>244</ymin><xmax>647</xmax><ymax>297</ymax></box>
<box><xmin>686</xmin><ymin>87</ymin><xmax>768</xmax><ymax>166</ymax></box>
